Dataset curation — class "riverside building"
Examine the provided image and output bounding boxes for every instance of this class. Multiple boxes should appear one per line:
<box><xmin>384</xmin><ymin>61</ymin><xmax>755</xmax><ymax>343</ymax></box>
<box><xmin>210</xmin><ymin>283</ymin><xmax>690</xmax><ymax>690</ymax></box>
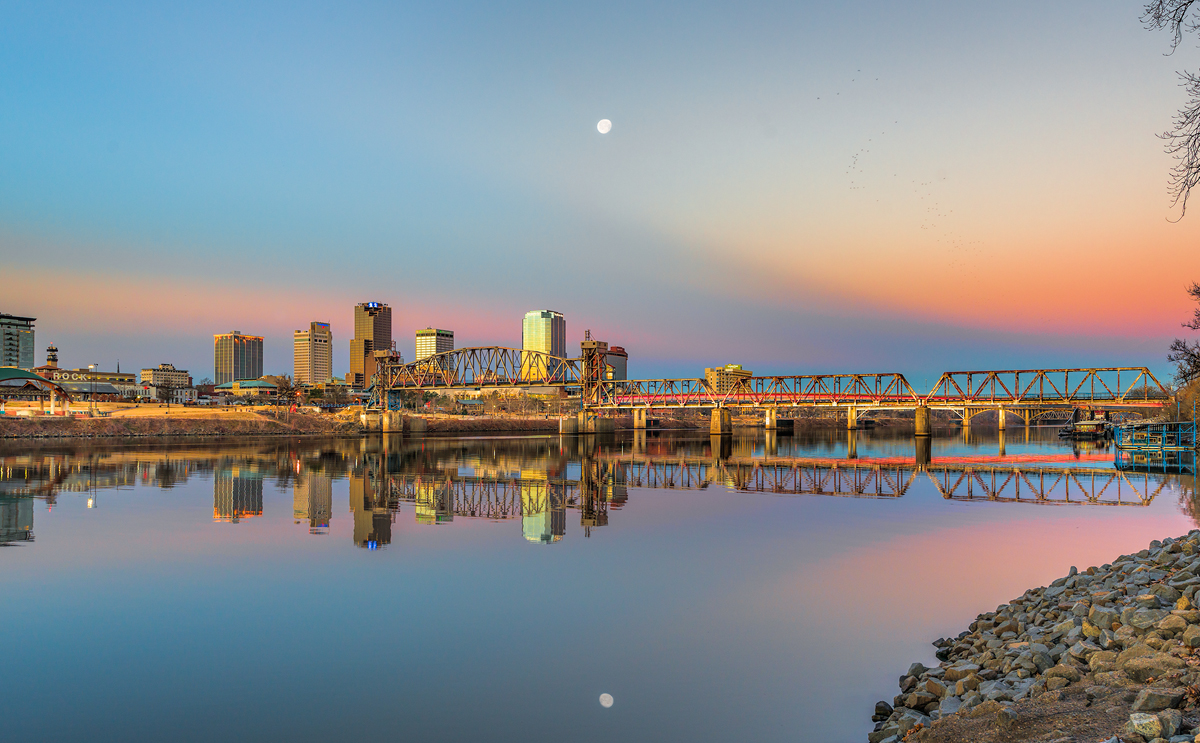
<box><xmin>415</xmin><ymin>328</ymin><xmax>454</xmax><ymax>360</ymax></box>
<box><xmin>0</xmin><ymin>313</ymin><xmax>35</xmax><ymax>369</ymax></box>
<box><xmin>138</xmin><ymin>363</ymin><xmax>196</xmax><ymax>403</ymax></box>
<box><xmin>606</xmin><ymin>346</ymin><xmax>628</xmax><ymax>380</ymax></box>
<box><xmin>214</xmin><ymin>331</ymin><xmax>263</xmax><ymax>385</ymax></box>
<box><xmin>349</xmin><ymin>302</ymin><xmax>392</xmax><ymax>389</ymax></box>
<box><xmin>294</xmin><ymin>321</ymin><xmax>333</xmax><ymax>385</ymax></box>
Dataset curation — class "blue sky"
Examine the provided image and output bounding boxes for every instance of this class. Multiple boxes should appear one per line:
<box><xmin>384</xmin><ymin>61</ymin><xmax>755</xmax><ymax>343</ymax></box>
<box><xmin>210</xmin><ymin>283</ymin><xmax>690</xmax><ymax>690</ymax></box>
<box><xmin>2</xmin><ymin>1</ymin><xmax>1197</xmax><ymax>383</ymax></box>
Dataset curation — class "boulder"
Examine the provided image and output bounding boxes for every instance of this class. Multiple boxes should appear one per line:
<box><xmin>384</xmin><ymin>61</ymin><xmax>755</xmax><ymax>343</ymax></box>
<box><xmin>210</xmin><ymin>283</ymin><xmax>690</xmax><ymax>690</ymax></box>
<box><xmin>1089</xmin><ymin>605</ymin><xmax>1120</xmax><ymax>630</ymax></box>
<box><xmin>1129</xmin><ymin>609</ymin><xmax>1171</xmax><ymax>630</ymax></box>
<box><xmin>1130</xmin><ymin>687</ymin><xmax>1184</xmax><ymax>712</ymax></box>
<box><xmin>1156</xmin><ymin>614</ymin><xmax>1188</xmax><ymax>635</ymax></box>
<box><xmin>1124</xmin><ymin>654</ymin><xmax>1186</xmax><ymax>683</ymax></box>
<box><xmin>1044</xmin><ymin>664</ymin><xmax>1082</xmax><ymax>682</ymax></box>
<box><xmin>1150</xmin><ymin>584</ymin><xmax>1183</xmax><ymax>603</ymax></box>
<box><xmin>1158</xmin><ymin>707</ymin><xmax>1183</xmax><ymax>738</ymax></box>
<box><xmin>943</xmin><ymin>663</ymin><xmax>980</xmax><ymax>682</ymax></box>
<box><xmin>1183</xmin><ymin>624</ymin><xmax>1200</xmax><ymax>648</ymax></box>
<box><xmin>954</xmin><ymin>674</ymin><xmax>981</xmax><ymax>696</ymax></box>
<box><xmin>1089</xmin><ymin>650</ymin><xmax>1118</xmax><ymax>673</ymax></box>
<box><xmin>938</xmin><ymin>696</ymin><xmax>962</xmax><ymax>717</ymax></box>
<box><xmin>923</xmin><ymin>678</ymin><xmax>947</xmax><ymax>698</ymax></box>
<box><xmin>1126</xmin><ymin>712</ymin><xmax>1163</xmax><ymax>739</ymax></box>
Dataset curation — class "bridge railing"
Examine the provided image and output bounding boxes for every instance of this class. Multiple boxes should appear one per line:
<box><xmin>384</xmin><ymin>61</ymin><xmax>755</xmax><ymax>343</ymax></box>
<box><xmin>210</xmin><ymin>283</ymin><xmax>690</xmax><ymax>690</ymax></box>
<box><xmin>922</xmin><ymin>368</ymin><xmax>1169</xmax><ymax>407</ymax></box>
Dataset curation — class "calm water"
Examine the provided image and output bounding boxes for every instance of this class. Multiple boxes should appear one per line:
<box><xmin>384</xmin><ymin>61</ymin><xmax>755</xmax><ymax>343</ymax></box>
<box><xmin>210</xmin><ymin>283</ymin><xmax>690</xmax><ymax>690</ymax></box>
<box><xmin>2</xmin><ymin>428</ymin><xmax>1197</xmax><ymax>743</ymax></box>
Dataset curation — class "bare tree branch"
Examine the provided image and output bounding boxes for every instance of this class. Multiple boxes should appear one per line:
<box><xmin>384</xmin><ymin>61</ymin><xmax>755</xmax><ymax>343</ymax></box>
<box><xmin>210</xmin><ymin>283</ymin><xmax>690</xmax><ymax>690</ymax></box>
<box><xmin>1145</xmin><ymin>2</ymin><xmax>1200</xmax><ymax>215</ymax></box>
<box><xmin>1144</xmin><ymin>0</ymin><xmax>1200</xmax><ymax>51</ymax></box>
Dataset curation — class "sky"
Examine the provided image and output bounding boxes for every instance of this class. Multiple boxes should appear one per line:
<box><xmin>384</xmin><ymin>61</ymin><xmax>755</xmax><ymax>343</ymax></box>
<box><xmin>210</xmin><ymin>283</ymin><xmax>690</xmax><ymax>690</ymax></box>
<box><xmin>2</xmin><ymin>0</ymin><xmax>1199</xmax><ymax>384</ymax></box>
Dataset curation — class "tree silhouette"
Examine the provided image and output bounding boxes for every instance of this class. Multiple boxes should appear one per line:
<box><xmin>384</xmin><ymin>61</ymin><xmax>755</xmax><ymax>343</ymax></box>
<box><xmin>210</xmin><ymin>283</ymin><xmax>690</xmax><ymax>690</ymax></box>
<box><xmin>1168</xmin><ymin>281</ymin><xmax>1200</xmax><ymax>382</ymax></box>
<box><xmin>1145</xmin><ymin>1</ymin><xmax>1200</xmax><ymax>216</ymax></box>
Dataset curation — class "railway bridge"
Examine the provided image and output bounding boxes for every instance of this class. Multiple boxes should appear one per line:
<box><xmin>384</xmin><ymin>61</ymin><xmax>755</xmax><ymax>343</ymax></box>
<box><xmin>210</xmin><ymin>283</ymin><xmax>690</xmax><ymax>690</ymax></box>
<box><xmin>368</xmin><ymin>338</ymin><xmax>1170</xmax><ymax>435</ymax></box>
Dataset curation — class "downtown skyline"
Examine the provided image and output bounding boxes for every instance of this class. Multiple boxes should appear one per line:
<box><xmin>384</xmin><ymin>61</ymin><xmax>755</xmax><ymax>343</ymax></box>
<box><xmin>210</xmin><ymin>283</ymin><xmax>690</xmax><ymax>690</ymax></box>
<box><xmin>3</xmin><ymin>1</ymin><xmax>1198</xmax><ymax>384</ymax></box>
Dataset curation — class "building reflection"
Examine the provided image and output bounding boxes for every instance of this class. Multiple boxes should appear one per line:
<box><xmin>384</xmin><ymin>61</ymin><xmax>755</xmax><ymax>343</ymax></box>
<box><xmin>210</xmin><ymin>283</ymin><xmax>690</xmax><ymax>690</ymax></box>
<box><xmin>0</xmin><ymin>497</ymin><xmax>34</xmax><ymax>544</ymax></box>
<box><xmin>4</xmin><ymin>430</ymin><xmax>1198</xmax><ymax>550</ymax></box>
<box><xmin>350</xmin><ymin>474</ymin><xmax>393</xmax><ymax>549</ymax></box>
<box><xmin>294</xmin><ymin>473</ymin><xmax>332</xmax><ymax>534</ymax></box>
<box><xmin>521</xmin><ymin>475</ymin><xmax>565</xmax><ymax>544</ymax></box>
<box><xmin>213</xmin><ymin>467</ymin><xmax>263</xmax><ymax>523</ymax></box>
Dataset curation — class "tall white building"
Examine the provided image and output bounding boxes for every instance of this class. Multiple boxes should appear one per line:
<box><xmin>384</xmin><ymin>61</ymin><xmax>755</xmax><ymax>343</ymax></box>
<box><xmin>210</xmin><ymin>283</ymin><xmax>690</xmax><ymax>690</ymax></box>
<box><xmin>294</xmin><ymin>322</ymin><xmax>333</xmax><ymax>385</ymax></box>
<box><xmin>415</xmin><ymin>328</ymin><xmax>454</xmax><ymax>360</ymax></box>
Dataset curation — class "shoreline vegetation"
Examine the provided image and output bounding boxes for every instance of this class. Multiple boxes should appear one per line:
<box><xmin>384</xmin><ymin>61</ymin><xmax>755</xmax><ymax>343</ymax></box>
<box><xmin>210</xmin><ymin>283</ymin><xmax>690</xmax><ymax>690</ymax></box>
<box><xmin>873</xmin><ymin>532</ymin><xmax>1200</xmax><ymax>743</ymax></box>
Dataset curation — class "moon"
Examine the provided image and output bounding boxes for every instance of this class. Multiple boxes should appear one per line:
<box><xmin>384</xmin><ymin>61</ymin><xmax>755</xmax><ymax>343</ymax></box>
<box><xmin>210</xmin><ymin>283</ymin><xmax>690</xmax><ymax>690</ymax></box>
<box><xmin>597</xmin><ymin>119</ymin><xmax>612</xmax><ymax>134</ymax></box>
<box><xmin>599</xmin><ymin>693</ymin><xmax>614</xmax><ymax>708</ymax></box>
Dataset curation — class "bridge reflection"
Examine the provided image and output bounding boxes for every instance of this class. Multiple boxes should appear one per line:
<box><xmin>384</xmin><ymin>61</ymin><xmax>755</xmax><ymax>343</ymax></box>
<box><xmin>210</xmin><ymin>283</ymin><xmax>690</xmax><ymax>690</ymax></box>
<box><xmin>0</xmin><ymin>433</ymin><xmax>1195</xmax><ymax>548</ymax></box>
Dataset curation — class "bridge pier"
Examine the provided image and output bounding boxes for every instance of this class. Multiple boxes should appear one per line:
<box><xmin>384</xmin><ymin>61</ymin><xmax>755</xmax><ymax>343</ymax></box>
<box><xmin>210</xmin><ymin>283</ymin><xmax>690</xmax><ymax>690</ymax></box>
<box><xmin>847</xmin><ymin>430</ymin><xmax>857</xmax><ymax>459</ymax></box>
<box><xmin>998</xmin><ymin>408</ymin><xmax>1007</xmax><ymax>431</ymax></box>
<box><xmin>633</xmin><ymin>408</ymin><xmax>648</xmax><ymax>430</ymax></box>
<box><xmin>998</xmin><ymin>430</ymin><xmax>1006</xmax><ymax>457</ymax></box>
<box><xmin>764</xmin><ymin>408</ymin><xmax>778</xmax><ymax>430</ymax></box>
<box><xmin>847</xmin><ymin>405</ymin><xmax>858</xmax><ymax>430</ymax></box>
<box><xmin>710</xmin><ymin>408</ymin><xmax>732</xmax><ymax>435</ymax></box>
<box><xmin>560</xmin><ymin>416</ymin><xmax>579</xmax><ymax>434</ymax></box>
<box><xmin>962</xmin><ymin>408</ymin><xmax>972</xmax><ymax>428</ymax></box>
<box><xmin>381</xmin><ymin>411</ymin><xmax>403</xmax><ymax>433</ymax></box>
<box><xmin>914</xmin><ymin>405</ymin><xmax>930</xmax><ymax>436</ymax></box>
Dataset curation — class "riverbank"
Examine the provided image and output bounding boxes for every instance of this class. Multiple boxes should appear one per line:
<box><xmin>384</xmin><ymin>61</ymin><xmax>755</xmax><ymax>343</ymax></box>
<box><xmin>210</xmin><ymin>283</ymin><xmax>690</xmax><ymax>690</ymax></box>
<box><xmin>0</xmin><ymin>410</ymin><xmax>363</xmax><ymax>438</ymax></box>
<box><xmin>872</xmin><ymin>531</ymin><xmax>1200</xmax><ymax>743</ymax></box>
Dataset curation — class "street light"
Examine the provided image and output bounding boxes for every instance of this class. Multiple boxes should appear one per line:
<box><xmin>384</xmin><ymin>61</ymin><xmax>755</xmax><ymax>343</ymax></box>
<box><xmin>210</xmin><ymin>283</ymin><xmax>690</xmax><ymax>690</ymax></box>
<box><xmin>88</xmin><ymin>364</ymin><xmax>97</xmax><ymax>415</ymax></box>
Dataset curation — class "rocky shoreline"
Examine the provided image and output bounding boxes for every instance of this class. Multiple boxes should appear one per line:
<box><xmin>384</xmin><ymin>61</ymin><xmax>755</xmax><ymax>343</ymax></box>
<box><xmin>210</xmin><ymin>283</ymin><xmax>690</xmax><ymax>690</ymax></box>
<box><xmin>872</xmin><ymin>531</ymin><xmax>1200</xmax><ymax>743</ymax></box>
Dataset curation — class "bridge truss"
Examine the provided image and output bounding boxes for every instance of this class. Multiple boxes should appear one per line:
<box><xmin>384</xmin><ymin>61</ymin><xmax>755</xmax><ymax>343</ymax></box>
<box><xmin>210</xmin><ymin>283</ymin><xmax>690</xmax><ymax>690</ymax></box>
<box><xmin>368</xmin><ymin>345</ymin><xmax>1169</xmax><ymax>415</ymax></box>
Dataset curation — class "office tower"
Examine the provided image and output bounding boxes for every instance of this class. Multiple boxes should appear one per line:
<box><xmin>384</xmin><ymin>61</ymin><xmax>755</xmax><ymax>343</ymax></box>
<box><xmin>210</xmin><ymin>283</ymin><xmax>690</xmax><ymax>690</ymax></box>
<box><xmin>293</xmin><ymin>321</ymin><xmax>333</xmax><ymax>385</ymax></box>
<box><xmin>0</xmin><ymin>314</ymin><xmax>35</xmax><ymax>369</ymax></box>
<box><xmin>213</xmin><ymin>331</ymin><xmax>264</xmax><ymax>385</ymax></box>
<box><xmin>349</xmin><ymin>302</ymin><xmax>392</xmax><ymax>389</ymax></box>
<box><xmin>140</xmin><ymin>363</ymin><xmax>192</xmax><ymax>390</ymax></box>
<box><xmin>415</xmin><ymin>328</ymin><xmax>454</xmax><ymax>360</ymax></box>
<box><xmin>521</xmin><ymin>310</ymin><xmax>566</xmax><ymax>358</ymax></box>
<box><xmin>293</xmin><ymin>473</ymin><xmax>333</xmax><ymax>534</ymax></box>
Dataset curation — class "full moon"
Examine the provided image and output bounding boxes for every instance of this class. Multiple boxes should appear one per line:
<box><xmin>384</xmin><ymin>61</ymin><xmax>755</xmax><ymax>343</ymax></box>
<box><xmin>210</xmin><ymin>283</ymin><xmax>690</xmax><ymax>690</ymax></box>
<box><xmin>597</xmin><ymin>119</ymin><xmax>612</xmax><ymax>134</ymax></box>
<box><xmin>599</xmin><ymin>693</ymin><xmax>614</xmax><ymax>708</ymax></box>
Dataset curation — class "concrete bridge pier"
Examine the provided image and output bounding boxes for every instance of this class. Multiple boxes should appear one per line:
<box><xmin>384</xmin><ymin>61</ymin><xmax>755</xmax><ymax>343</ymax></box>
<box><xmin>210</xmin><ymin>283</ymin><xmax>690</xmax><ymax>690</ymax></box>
<box><xmin>998</xmin><ymin>408</ymin><xmax>1007</xmax><ymax>432</ymax></box>
<box><xmin>710</xmin><ymin>408</ymin><xmax>732</xmax><ymax>435</ymax></box>
<box><xmin>764</xmin><ymin>408</ymin><xmax>778</xmax><ymax>430</ymax></box>
<box><xmin>998</xmin><ymin>430</ymin><xmax>1007</xmax><ymax>457</ymax></box>
<box><xmin>765</xmin><ymin>430</ymin><xmax>778</xmax><ymax>456</ymax></box>
<box><xmin>632</xmin><ymin>429</ymin><xmax>646</xmax><ymax>453</ymax></box>
<box><xmin>914</xmin><ymin>405</ymin><xmax>930</xmax><ymax>436</ymax></box>
<box><xmin>847</xmin><ymin>430</ymin><xmax>858</xmax><ymax>459</ymax></box>
<box><xmin>846</xmin><ymin>405</ymin><xmax>858</xmax><ymax>430</ymax></box>
<box><xmin>381</xmin><ymin>411</ymin><xmax>403</xmax><ymax>433</ymax></box>
<box><xmin>633</xmin><ymin>408</ymin><xmax>648</xmax><ymax>430</ymax></box>
<box><xmin>559</xmin><ymin>416</ymin><xmax>579</xmax><ymax>434</ymax></box>
<box><xmin>962</xmin><ymin>408</ymin><xmax>972</xmax><ymax>429</ymax></box>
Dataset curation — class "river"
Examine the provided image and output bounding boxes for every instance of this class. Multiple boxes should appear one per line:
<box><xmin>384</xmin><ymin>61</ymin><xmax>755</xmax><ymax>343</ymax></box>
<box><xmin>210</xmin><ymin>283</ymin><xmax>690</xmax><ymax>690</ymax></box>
<box><xmin>1</xmin><ymin>428</ymin><xmax>1196</xmax><ymax>742</ymax></box>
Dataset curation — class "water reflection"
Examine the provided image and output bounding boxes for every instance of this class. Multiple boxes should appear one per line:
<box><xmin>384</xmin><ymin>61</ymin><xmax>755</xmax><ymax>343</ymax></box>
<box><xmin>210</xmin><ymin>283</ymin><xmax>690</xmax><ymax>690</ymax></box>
<box><xmin>0</xmin><ymin>431</ymin><xmax>1195</xmax><ymax>549</ymax></box>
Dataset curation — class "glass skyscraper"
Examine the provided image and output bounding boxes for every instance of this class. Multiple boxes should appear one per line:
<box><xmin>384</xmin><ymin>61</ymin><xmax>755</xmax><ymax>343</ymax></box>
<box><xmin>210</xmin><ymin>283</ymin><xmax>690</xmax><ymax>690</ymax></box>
<box><xmin>521</xmin><ymin>310</ymin><xmax>566</xmax><ymax>358</ymax></box>
<box><xmin>0</xmin><ymin>313</ymin><xmax>35</xmax><ymax>369</ymax></box>
<box><xmin>213</xmin><ymin>331</ymin><xmax>264</xmax><ymax>385</ymax></box>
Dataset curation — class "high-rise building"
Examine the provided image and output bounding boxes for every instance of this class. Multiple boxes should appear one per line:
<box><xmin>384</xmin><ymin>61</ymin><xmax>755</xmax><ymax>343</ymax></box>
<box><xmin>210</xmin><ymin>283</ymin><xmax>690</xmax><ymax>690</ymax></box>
<box><xmin>293</xmin><ymin>321</ymin><xmax>333</xmax><ymax>385</ymax></box>
<box><xmin>349</xmin><ymin>302</ymin><xmax>392</xmax><ymax>389</ymax></box>
<box><xmin>415</xmin><ymin>328</ymin><xmax>454</xmax><ymax>360</ymax></box>
<box><xmin>521</xmin><ymin>310</ymin><xmax>566</xmax><ymax>358</ymax></box>
<box><xmin>0</xmin><ymin>314</ymin><xmax>35</xmax><ymax>369</ymax></box>
<box><xmin>214</xmin><ymin>331</ymin><xmax>264</xmax><ymax>385</ymax></box>
<box><xmin>606</xmin><ymin>346</ymin><xmax>628</xmax><ymax>380</ymax></box>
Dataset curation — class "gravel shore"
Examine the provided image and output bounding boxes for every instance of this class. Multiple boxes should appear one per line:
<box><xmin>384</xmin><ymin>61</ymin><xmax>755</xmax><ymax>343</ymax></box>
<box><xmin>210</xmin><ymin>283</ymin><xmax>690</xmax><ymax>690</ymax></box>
<box><xmin>873</xmin><ymin>531</ymin><xmax>1200</xmax><ymax>743</ymax></box>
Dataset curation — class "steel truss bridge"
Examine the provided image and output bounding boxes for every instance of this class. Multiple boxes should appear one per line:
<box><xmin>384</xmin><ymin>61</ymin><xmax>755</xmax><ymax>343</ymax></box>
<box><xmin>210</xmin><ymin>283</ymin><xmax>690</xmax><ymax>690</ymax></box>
<box><xmin>370</xmin><ymin>346</ymin><xmax>1169</xmax><ymax>419</ymax></box>
<box><xmin>362</xmin><ymin>455</ymin><xmax>1185</xmax><ymax>524</ymax></box>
